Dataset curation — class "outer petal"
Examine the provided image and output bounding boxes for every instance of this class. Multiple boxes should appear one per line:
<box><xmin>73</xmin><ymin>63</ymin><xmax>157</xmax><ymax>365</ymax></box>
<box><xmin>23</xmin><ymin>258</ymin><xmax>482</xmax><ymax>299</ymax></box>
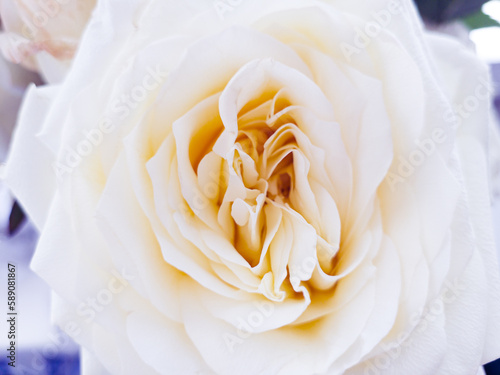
<box><xmin>426</xmin><ymin>31</ymin><xmax>500</xmax><ymax>365</ymax></box>
<box><xmin>5</xmin><ymin>84</ymin><xmax>58</xmax><ymax>229</ymax></box>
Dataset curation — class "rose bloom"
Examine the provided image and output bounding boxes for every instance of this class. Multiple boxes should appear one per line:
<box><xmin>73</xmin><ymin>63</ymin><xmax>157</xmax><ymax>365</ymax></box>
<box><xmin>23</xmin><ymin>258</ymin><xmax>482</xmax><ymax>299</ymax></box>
<box><xmin>6</xmin><ymin>0</ymin><xmax>500</xmax><ymax>374</ymax></box>
<box><xmin>0</xmin><ymin>0</ymin><xmax>96</xmax><ymax>82</ymax></box>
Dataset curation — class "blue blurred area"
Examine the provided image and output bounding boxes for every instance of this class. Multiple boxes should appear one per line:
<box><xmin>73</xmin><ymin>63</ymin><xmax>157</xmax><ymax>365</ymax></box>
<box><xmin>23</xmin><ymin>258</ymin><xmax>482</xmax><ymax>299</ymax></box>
<box><xmin>0</xmin><ymin>353</ymin><xmax>79</xmax><ymax>375</ymax></box>
<box><xmin>492</xmin><ymin>63</ymin><xmax>500</xmax><ymax>117</ymax></box>
<box><xmin>415</xmin><ymin>0</ymin><xmax>488</xmax><ymax>23</ymax></box>
<box><xmin>485</xmin><ymin>358</ymin><xmax>500</xmax><ymax>375</ymax></box>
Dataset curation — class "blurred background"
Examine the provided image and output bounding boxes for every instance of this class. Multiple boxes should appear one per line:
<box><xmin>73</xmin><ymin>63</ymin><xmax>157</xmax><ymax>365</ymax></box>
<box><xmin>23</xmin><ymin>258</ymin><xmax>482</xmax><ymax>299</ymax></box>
<box><xmin>0</xmin><ymin>0</ymin><xmax>499</xmax><ymax>374</ymax></box>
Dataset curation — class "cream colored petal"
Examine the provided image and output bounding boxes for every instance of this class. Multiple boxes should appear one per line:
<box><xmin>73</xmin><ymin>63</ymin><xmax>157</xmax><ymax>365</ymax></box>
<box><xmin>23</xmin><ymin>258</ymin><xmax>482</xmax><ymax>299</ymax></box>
<box><xmin>127</xmin><ymin>306</ymin><xmax>211</xmax><ymax>374</ymax></box>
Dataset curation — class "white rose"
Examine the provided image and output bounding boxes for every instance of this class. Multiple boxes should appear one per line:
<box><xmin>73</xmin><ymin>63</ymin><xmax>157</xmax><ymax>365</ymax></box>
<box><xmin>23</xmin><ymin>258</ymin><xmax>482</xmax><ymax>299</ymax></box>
<box><xmin>0</xmin><ymin>0</ymin><xmax>96</xmax><ymax>82</ymax></box>
<box><xmin>6</xmin><ymin>0</ymin><xmax>500</xmax><ymax>374</ymax></box>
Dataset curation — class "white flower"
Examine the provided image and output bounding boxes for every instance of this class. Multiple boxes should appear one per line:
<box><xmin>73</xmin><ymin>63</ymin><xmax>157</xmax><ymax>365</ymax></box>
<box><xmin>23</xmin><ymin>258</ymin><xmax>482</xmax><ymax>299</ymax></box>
<box><xmin>0</xmin><ymin>0</ymin><xmax>96</xmax><ymax>82</ymax></box>
<box><xmin>6</xmin><ymin>0</ymin><xmax>500</xmax><ymax>374</ymax></box>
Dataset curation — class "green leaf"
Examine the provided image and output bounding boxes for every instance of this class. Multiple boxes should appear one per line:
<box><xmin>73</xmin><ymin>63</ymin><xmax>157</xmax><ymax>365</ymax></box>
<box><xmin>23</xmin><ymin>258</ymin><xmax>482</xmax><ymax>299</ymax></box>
<box><xmin>464</xmin><ymin>9</ymin><xmax>500</xmax><ymax>29</ymax></box>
